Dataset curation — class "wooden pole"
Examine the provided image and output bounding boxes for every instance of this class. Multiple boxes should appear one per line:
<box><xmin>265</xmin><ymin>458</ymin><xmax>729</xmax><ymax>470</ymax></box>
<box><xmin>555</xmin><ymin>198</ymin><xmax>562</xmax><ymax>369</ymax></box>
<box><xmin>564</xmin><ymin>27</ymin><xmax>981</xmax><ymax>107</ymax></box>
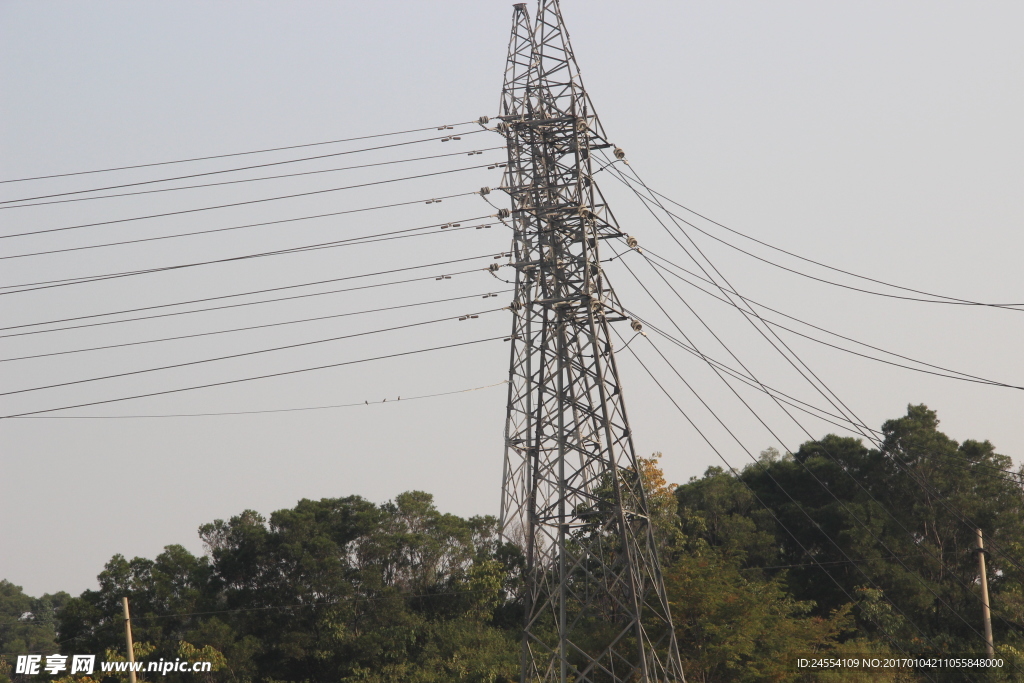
<box><xmin>122</xmin><ymin>597</ymin><xmax>138</xmax><ymax>683</ymax></box>
<box><xmin>976</xmin><ymin>529</ymin><xmax>995</xmax><ymax>659</ymax></box>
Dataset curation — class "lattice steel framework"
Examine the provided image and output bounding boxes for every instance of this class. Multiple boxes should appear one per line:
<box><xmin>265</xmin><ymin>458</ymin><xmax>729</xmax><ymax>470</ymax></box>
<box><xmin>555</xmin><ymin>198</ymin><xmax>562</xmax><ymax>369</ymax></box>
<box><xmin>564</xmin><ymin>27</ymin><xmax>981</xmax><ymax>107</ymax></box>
<box><xmin>497</xmin><ymin>2</ymin><xmax>685</xmax><ymax>681</ymax></box>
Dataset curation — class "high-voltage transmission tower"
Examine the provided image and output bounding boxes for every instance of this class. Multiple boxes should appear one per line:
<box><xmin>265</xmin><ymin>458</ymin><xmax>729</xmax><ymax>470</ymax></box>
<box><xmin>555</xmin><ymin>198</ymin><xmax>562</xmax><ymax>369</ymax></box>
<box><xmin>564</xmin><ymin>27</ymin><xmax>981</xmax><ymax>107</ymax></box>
<box><xmin>496</xmin><ymin>2</ymin><xmax>685</xmax><ymax>681</ymax></box>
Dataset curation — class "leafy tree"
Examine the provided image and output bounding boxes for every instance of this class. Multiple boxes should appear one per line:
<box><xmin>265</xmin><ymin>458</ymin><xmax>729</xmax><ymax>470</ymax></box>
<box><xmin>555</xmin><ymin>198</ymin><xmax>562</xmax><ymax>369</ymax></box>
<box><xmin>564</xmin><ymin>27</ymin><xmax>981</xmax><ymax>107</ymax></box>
<box><xmin>54</xmin><ymin>493</ymin><xmax>519</xmax><ymax>683</ymax></box>
<box><xmin>674</xmin><ymin>405</ymin><xmax>1024</xmax><ymax>681</ymax></box>
<box><xmin>0</xmin><ymin>580</ymin><xmax>69</xmax><ymax>656</ymax></box>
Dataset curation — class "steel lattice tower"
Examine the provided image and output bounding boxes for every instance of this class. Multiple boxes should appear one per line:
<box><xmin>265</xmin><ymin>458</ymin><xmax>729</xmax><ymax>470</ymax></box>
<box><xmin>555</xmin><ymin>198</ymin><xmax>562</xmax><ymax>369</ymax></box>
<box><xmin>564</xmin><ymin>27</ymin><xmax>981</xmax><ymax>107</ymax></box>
<box><xmin>496</xmin><ymin>2</ymin><xmax>685</xmax><ymax>681</ymax></box>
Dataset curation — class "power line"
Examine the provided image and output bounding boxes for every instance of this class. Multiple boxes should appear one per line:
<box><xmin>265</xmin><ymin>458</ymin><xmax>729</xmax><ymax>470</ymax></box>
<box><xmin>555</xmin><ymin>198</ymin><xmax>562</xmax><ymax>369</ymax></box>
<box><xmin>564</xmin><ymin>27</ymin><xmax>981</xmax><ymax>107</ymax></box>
<box><xmin>0</xmin><ymin>146</ymin><xmax>505</xmax><ymax>210</ymax></box>
<box><xmin>620</xmin><ymin>310</ymin><xmax>884</xmax><ymax>438</ymax></box>
<box><xmin>0</xmin><ymin>336</ymin><xmax>505</xmax><ymax>419</ymax></box>
<box><xmin>609</xmin><ymin>166</ymin><xmax>1024</xmax><ymax>645</ymax></box>
<box><xmin>630</xmin><ymin>307</ymin><xmax>1020</xmax><ymax>483</ymax></box>
<box><xmin>739</xmin><ymin>551</ymin><xmax>975</xmax><ymax>572</ymax></box>
<box><xmin>0</xmin><ymin>192</ymin><xmax>480</xmax><ymax>261</ymax></box>
<box><xmin>0</xmin><ymin>223</ymin><xmax>500</xmax><ymax>296</ymax></box>
<box><xmin>609</xmin><ymin>326</ymin><xmax>944</xmax><ymax>670</ymax></box>
<box><xmin>621</xmin><ymin>159</ymin><xmax>1024</xmax><ymax>580</ymax></box>
<box><xmin>632</xmin><ymin>330</ymin><xmax>995</xmax><ymax>661</ymax></box>
<box><xmin>0</xmin><ymin>257</ymin><xmax>493</xmax><ymax>339</ymax></box>
<box><xmin>622</xmin><ymin>164</ymin><xmax>1024</xmax><ymax>497</ymax></box>
<box><xmin>642</xmin><ymin>184</ymin><xmax>1024</xmax><ymax>311</ymax></box>
<box><xmin>0</xmin><ymin>120</ymin><xmax>479</xmax><ymax>185</ymax></box>
<box><xmin>0</xmin><ymin>308</ymin><xmax>505</xmax><ymax>398</ymax></box>
<box><xmin>0</xmin><ymin>290</ymin><xmax>511</xmax><ymax>364</ymax></box>
<box><xmin>606</xmin><ymin>167</ymin><xmax>1008</xmax><ymax>645</ymax></box>
<box><xmin>640</xmin><ymin>248</ymin><xmax>1024</xmax><ymax>391</ymax></box>
<box><xmin>0</xmin><ymin>158</ymin><xmax>495</xmax><ymax>242</ymax></box>
<box><xmin>608</xmin><ymin>158</ymin><xmax>887</xmax><ymax>452</ymax></box>
<box><xmin>607</xmin><ymin>165</ymin><xmax>1024</xmax><ymax>311</ymax></box>
<box><xmin>0</xmin><ymin>270</ymin><xmax>487</xmax><ymax>340</ymax></box>
<box><xmin>10</xmin><ymin>380</ymin><xmax>507</xmax><ymax>419</ymax></box>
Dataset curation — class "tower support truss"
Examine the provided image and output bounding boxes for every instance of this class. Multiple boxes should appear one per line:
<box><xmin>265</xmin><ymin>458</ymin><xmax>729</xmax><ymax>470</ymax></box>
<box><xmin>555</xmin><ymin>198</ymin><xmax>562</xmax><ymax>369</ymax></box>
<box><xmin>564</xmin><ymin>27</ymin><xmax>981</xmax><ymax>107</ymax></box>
<box><xmin>497</xmin><ymin>2</ymin><xmax>686</xmax><ymax>681</ymax></box>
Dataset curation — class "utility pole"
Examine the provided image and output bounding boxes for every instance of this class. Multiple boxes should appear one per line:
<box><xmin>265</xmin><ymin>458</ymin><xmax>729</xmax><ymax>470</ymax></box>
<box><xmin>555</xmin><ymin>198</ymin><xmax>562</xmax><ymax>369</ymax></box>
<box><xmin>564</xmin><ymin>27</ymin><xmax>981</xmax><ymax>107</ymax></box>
<box><xmin>496</xmin><ymin>2</ymin><xmax>685</xmax><ymax>681</ymax></box>
<box><xmin>975</xmin><ymin>529</ymin><xmax>995</xmax><ymax>659</ymax></box>
<box><xmin>122</xmin><ymin>597</ymin><xmax>138</xmax><ymax>683</ymax></box>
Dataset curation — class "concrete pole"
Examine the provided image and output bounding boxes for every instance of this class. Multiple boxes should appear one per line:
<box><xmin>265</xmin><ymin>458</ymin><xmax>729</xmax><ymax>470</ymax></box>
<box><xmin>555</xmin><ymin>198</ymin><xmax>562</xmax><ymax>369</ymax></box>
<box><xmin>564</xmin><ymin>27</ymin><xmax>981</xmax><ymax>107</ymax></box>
<box><xmin>975</xmin><ymin>529</ymin><xmax>995</xmax><ymax>659</ymax></box>
<box><xmin>122</xmin><ymin>597</ymin><xmax>138</xmax><ymax>683</ymax></box>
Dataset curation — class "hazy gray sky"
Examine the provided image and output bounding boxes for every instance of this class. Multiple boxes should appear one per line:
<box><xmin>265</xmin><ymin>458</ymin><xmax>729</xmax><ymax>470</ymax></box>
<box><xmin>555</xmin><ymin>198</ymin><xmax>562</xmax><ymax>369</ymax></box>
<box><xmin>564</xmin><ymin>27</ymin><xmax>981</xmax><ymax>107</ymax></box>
<box><xmin>2</xmin><ymin>0</ymin><xmax>1022</xmax><ymax>598</ymax></box>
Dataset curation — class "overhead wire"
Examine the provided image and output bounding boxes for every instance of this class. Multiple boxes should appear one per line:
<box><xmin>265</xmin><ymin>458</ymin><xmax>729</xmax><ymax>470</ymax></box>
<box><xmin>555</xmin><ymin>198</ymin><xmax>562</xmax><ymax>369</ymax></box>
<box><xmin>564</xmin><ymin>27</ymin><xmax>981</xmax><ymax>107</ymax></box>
<box><xmin>0</xmin><ymin>191</ymin><xmax>480</xmax><ymax>261</ymax></box>
<box><xmin>600</xmin><ymin>163</ymin><xmax>1004</xmax><ymax>649</ymax></box>
<box><xmin>738</xmin><ymin>551</ymin><xmax>971</xmax><ymax>572</ymax></box>
<box><xmin>607</xmin><ymin>324</ymin><xmax>943</xmax><ymax>674</ymax></box>
<box><xmin>0</xmin><ymin>221</ymin><xmax>501</xmax><ymax>296</ymax></box>
<box><xmin>637</xmin><ymin>326</ymin><xmax>1023</xmax><ymax>657</ymax></box>
<box><xmin>640</xmin><ymin>248</ymin><xmax>1024</xmax><ymax>391</ymax></box>
<box><xmin>0</xmin><ymin>290</ymin><xmax>512</xmax><ymax>364</ymax></box>
<box><xmin>604</xmin><ymin>161</ymin><xmax>1024</xmax><ymax>645</ymax></box>
<box><xmin>0</xmin><ymin>306</ymin><xmax>505</xmax><ymax>399</ymax></box>
<box><xmin>643</xmin><ymin>185</ymin><xmax>1024</xmax><ymax>311</ymax></box>
<box><xmin>615</xmin><ymin>157</ymin><xmax>994</xmax><ymax>513</ymax></box>
<box><xmin>0</xmin><ymin>121</ymin><xmax>483</xmax><ymax>191</ymax></box>
<box><xmin>604</xmin><ymin>155</ymin><xmax>886</xmax><ymax>448</ymax></box>
<box><xmin>0</xmin><ymin>146</ymin><xmax>506</xmax><ymax>210</ymax></box>
<box><xmin>614</xmin><ymin>160</ymin><xmax>1017</xmax><ymax>535</ymax></box>
<box><xmin>608</xmin><ymin>157</ymin><xmax>1024</xmax><ymax>577</ymax></box>
<box><xmin>621</xmin><ymin>325</ymin><xmax>995</xmax><ymax>671</ymax></box>
<box><xmin>8</xmin><ymin>380</ymin><xmax>508</xmax><ymax>419</ymax></box>
<box><xmin>605</xmin><ymin>155</ymin><xmax>1024</xmax><ymax>580</ymax></box>
<box><xmin>0</xmin><ymin>156</ymin><xmax>495</xmax><ymax>242</ymax></box>
<box><xmin>0</xmin><ymin>336</ymin><xmax>506</xmax><ymax>420</ymax></box>
<box><xmin>619</xmin><ymin>310</ymin><xmax>884</xmax><ymax>438</ymax></box>
<box><xmin>629</xmin><ymin>308</ymin><xmax>1020</xmax><ymax>485</ymax></box>
<box><xmin>613</xmin><ymin>235</ymin><xmax>987</xmax><ymax>646</ymax></box>
<box><xmin>0</xmin><ymin>257</ymin><xmax>494</xmax><ymax>339</ymax></box>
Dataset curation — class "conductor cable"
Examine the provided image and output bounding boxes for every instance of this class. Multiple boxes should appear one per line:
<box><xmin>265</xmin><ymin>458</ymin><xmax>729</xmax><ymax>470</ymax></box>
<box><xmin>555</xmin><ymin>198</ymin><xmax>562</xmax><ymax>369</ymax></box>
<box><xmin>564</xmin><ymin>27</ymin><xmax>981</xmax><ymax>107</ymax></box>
<box><xmin>0</xmin><ymin>158</ymin><xmax>495</xmax><ymax>242</ymax></box>
<box><xmin>0</xmin><ymin>336</ymin><xmax>505</xmax><ymax>420</ymax></box>
<box><xmin>0</xmin><ymin>120</ymin><xmax>480</xmax><ymax>184</ymax></box>
<box><xmin>0</xmin><ymin>307</ymin><xmax>507</xmax><ymax>398</ymax></box>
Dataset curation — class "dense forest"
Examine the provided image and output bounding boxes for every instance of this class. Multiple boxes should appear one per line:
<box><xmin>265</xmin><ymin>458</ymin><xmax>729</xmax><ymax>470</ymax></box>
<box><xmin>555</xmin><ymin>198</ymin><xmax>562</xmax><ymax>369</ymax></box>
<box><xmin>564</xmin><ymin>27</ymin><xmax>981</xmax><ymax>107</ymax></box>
<box><xmin>4</xmin><ymin>405</ymin><xmax>1024</xmax><ymax>682</ymax></box>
